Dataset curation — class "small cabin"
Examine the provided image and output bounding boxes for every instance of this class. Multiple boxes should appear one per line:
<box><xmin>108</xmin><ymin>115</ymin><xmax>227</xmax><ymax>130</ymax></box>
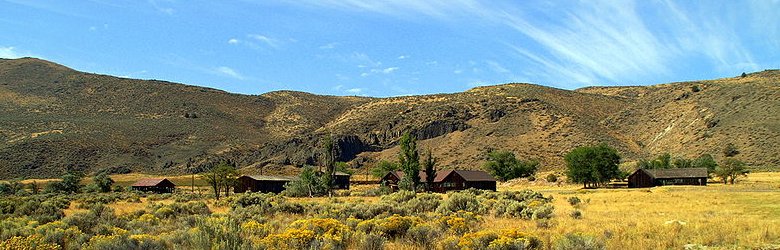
<box><xmin>331</xmin><ymin>171</ymin><xmax>351</xmax><ymax>190</ymax></box>
<box><xmin>628</xmin><ymin>168</ymin><xmax>708</xmax><ymax>188</ymax></box>
<box><xmin>381</xmin><ymin>170</ymin><xmax>496</xmax><ymax>192</ymax></box>
<box><xmin>234</xmin><ymin>175</ymin><xmax>293</xmax><ymax>193</ymax></box>
<box><xmin>131</xmin><ymin>178</ymin><xmax>176</xmax><ymax>193</ymax></box>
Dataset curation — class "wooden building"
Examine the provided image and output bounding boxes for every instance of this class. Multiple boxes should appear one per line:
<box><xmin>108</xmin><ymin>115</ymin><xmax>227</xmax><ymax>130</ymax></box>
<box><xmin>234</xmin><ymin>175</ymin><xmax>294</xmax><ymax>193</ymax></box>
<box><xmin>628</xmin><ymin>168</ymin><xmax>708</xmax><ymax>188</ymax></box>
<box><xmin>331</xmin><ymin>171</ymin><xmax>351</xmax><ymax>190</ymax></box>
<box><xmin>131</xmin><ymin>178</ymin><xmax>176</xmax><ymax>193</ymax></box>
<box><xmin>381</xmin><ymin>170</ymin><xmax>496</xmax><ymax>192</ymax></box>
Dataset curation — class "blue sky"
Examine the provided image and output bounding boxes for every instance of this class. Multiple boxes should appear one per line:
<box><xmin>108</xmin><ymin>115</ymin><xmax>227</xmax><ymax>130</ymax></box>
<box><xmin>1</xmin><ymin>1</ymin><xmax>778</xmax><ymax>97</ymax></box>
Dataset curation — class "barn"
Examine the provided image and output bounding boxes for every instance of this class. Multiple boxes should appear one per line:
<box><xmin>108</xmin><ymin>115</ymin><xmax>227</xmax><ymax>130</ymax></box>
<box><xmin>381</xmin><ymin>170</ymin><xmax>496</xmax><ymax>192</ymax></box>
<box><xmin>628</xmin><ymin>168</ymin><xmax>708</xmax><ymax>188</ymax></box>
<box><xmin>234</xmin><ymin>175</ymin><xmax>294</xmax><ymax>193</ymax></box>
<box><xmin>131</xmin><ymin>178</ymin><xmax>176</xmax><ymax>193</ymax></box>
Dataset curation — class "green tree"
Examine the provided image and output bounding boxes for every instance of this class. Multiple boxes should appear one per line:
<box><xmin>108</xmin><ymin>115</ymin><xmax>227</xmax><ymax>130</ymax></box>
<box><xmin>334</xmin><ymin>161</ymin><xmax>353</xmax><ymax>175</ymax></box>
<box><xmin>637</xmin><ymin>153</ymin><xmax>673</xmax><ymax>169</ymax></box>
<box><xmin>322</xmin><ymin>135</ymin><xmax>336</xmax><ymax>196</ymax></box>
<box><xmin>398</xmin><ymin>131</ymin><xmax>420</xmax><ymax>191</ymax></box>
<box><xmin>283</xmin><ymin>166</ymin><xmax>328</xmax><ymax>197</ymax></box>
<box><xmin>673</xmin><ymin>158</ymin><xmax>693</xmax><ymax>169</ymax></box>
<box><xmin>693</xmin><ymin>154</ymin><xmax>718</xmax><ymax>174</ymax></box>
<box><xmin>61</xmin><ymin>173</ymin><xmax>83</xmax><ymax>193</ymax></box>
<box><xmin>371</xmin><ymin>160</ymin><xmax>400</xmax><ymax>178</ymax></box>
<box><xmin>715</xmin><ymin>158</ymin><xmax>749</xmax><ymax>184</ymax></box>
<box><xmin>564</xmin><ymin>144</ymin><xmax>621</xmax><ymax>188</ymax></box>
<box><xmin>422</xmin><ymin>149</ymin><xmax>437</xmax><ymax>192</ymax></box>
<box><xmin>483</xmin><ymin>150</ymin><xmax>538</xmax><ymax>181</ymax></box>
<box><xmin>93</xmin><ymin>172</ymin><xmax>114</xmax><ymax>193</ymax></box>
<box><xmin>205</xmin><ymin>161</ymin><xmax>239</xmax><ymax>200</ymax></box>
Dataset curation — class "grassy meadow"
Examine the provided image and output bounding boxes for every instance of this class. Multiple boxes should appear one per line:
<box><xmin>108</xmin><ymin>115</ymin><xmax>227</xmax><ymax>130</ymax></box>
<box><xmin>1</xmin><ymin>172</ymin><xmax>779</xmax><ymax>249</ymax></box>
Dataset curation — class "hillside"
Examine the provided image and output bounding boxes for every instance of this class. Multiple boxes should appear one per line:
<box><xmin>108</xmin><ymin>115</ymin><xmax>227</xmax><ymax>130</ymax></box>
<box><xmin>0</xmin><ymin>58</ymin><xmax>778</xmax><ymax>178</ymax></box>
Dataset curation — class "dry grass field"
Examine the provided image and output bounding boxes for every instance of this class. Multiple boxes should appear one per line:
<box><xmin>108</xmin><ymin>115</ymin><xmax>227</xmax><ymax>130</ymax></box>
<box><xmin>13</xmin><ymin>172</ymin><xmax>778</xmax><ymax>249</ymax></box>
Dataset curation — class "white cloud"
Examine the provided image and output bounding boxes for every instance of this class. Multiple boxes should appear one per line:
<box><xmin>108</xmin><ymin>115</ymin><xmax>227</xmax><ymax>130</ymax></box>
<box><xmin>486</xmin><ymin>60</ymin><xmax>510</xmax><ymax>74</ymax></box>
<box><xmin>214</xmin><ymin>66</ymin><xmax>244</xmax><ymax>80</ymax></box>
<box><xmin>148</xmin><ymin>0</ymin><xmax>174</xmax><ymax>15</ymax></box>
<box><xmin>0</xmin><ymin>46</ymin><xmax>34</xmax><ymax>59</ymax></box>
<box><xmin>289</xmin><ymin>0</ymin><xmax>493</xmax><ymax>20</ymax></box>
<box><xmin>382</xmin><ymin>67</ymin><xmax>398</xmax><ymax>74</ymax></box>
<box><xmin>346</xmin><ymin>88</ymin><xmax>363</xmax><ymax>93</ymax></box>
<box><xmin>360</xmin><ymin>73</ymin><xmax>369</xmax><ymax>77</ymax></box>
<box><xmin>397</xmin><ymin>55</ymin><xmax>409</xmax><ymax>59</ymax></box>
<box><xmin>319</xmin><ymin>42</ymin><xmax>339</xmax><ymax>49</ymax></box>
<box><xmin>248</xmin><ymin>34</ymin><xmax>279</xmax><ymax>48</ymax></box>
<box><xmin>228</xmin><ymin>38</ymin><xmax>239</xmax><ymax>44</ymax></box>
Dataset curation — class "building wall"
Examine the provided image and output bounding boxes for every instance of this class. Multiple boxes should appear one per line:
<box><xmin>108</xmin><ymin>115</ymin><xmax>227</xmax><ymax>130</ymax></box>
<box><xmin>234</xmin><ymin>177</ymin><xmax>289</xmax><ymax>193</ymax></box>
<box><xmin>628</xmin><ymin>170</ymin><xmax>655</xmax><ymax>188</ymax></box>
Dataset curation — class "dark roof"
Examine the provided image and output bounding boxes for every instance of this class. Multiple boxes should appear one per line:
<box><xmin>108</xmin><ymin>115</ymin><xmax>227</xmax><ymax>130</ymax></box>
<box><xmin>131</xmin><ymin>178</ymin><xmax>174</xmax><ymax>187</ymax></box>
<box><xmin>643</xmin><ymin>168</ymin><xmax>708</xmax><ymax>179</ymax></box>
<box><xmin>386</xmin><ymin>170</ymin><xmax>496</xmax><ymax>182</ymax></box>
<box><xmin>242</xmin><ymin>175</ymin><xmax>294</xmax><ymax>181</ymax></box>
<box><xmin>449</xmin><ymin>170</ymin><xmax>496</xmax><ymax>182</ymax></box>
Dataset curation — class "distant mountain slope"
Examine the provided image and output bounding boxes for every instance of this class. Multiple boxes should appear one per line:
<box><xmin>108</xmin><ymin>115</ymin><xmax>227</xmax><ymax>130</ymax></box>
<box><xmin>0</xmin><ymin>58</ymin><xmax>777</xmax><ymax>178</ymax></box>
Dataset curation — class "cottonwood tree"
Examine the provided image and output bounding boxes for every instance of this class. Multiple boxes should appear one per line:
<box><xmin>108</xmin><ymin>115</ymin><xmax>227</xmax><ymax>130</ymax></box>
<box><xmin>322</xmin><ymin>135</ymin><xmax>336</xmax><ymax>196</ymax></box>
<box><xmin>398</xmin><ymin>131</ymin><xmax>420</xmax><ymax>191</ymax></box>
<box><xmin>693</xmin><ymin>154</ymin><xmax>718</xmax><ymax>174</ymax></box>
<box><xmin>205</xmin><ymin>161</ymin><xmax>238</xmax><ymax>200</ymax></box>
<box><xmin>715</xmin><ymin>158</ymin><xmax>749</xmax><ymax>184</ymax></box>
<box><xmin>565</xmin><ymin>144</ymin><xmax>621</xmax><ymax>188</ymax></box>
<box><xmin>371</xmin><ymin>160</ymin><xmax>399</xmax><ymax>178</ymax></box>
<box><xmin>93</xmin><ymin>172</ymin><xmax>114</xmax><ymax>193</ymax></box>
<box><xmin>422</xmin><ymin>149</ymin><xmax>437</xmax><ymax>192</ymax></box>
<box><xmin>483</xmin><ymin>150</ymin><xmax>538</xmax><ymax>181</ymax></box>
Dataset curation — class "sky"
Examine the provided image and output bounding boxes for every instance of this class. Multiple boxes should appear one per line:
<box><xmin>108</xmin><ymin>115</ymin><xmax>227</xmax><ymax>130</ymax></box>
<box><xmin>1</xmin><ymin>0</ymin><xmax>778</xmax><ymax>97</ymax></box>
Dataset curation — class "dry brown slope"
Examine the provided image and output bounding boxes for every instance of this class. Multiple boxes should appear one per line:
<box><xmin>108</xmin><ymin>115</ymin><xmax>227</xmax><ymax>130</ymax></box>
<box><xmin>578</xmin><ymin>70</ymin><xmax>780</xmax><ymax>168</ymax></box>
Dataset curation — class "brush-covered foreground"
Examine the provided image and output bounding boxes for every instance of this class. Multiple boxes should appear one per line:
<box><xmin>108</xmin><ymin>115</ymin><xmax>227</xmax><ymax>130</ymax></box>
<box><xmin>1</xmin><ymin>173</ymin><xmax>779</xmax><ymax>249</ymax></box>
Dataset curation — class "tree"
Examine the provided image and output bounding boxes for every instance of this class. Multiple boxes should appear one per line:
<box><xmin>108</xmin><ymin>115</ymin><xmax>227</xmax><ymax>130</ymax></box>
<box><xmin>398</xmin><ymin>131</ymin><xmax>420</xmax><ymax>191</ymax></box>
<box><xmin>61</xmin><ymin>173</ymin><xmax>83</xmax><ymax>193</ymax></box>
<box><xmin>334</xmin><ymin>162</ymin><xmax>353</xmax><ymax>175</ymax></box>
<box><xmin>723</xmin><ymin>143</ymin><xmax>739</xmax><ymax>157</ymax></box>
<box><xmin>93</xmin><ymin>172</ymin><xmax>114</xmax><ymax>193</ymax></box>
<box><xmin>322</xmin><ymin>135</ymin><xmax>336</xmax><ymax>196</ymax></box>
<box><xmin>693</xmin><ymin>154</ymin><xmax>718</xmax><ymax>174</ymax></box>
<box><xmin>637</xmin><ymin>153</ymin><xmax>673</xmax><ymax>169</ymax></box>
<box><xmin>371</xmin><ymin>160</ymin><xmax>399</xmax><ymax>178</ymax></box>
<box><xmin>205</xmin><ymin>161</ymin><xmax>238</xmax><ymax>200</ymax></box>
<box><xmin>422</xmin><ymin>149</ymin><xmax>437</xmax><ymax>192</ymax></box>
<box><xmin>564</xmin><ymin>144</ymin><xmax>621</xmax><ymax>188</ymax></box>
<box><xmin>483</xmin><ymin>150</ymin><xmax>538</xmax><ymax>181</ymax></box>
<box><xmin>715</xmin><ymin>158</ymin><xmax>748</xmax><ymax>184</ymax></box>
<box><xmin>283</xmin><ymin>166</ymin><xmax>329</xmax><ymax>197</ymax></box>
<box><xmin>28</xmin><ymin>181</ymin><xmax>40</xmax><ymax>195</ymax></box>
<box><xmin>673</xmin><ymin>158</ymin><xmax>693</xmax><ymax>169</ymax></box>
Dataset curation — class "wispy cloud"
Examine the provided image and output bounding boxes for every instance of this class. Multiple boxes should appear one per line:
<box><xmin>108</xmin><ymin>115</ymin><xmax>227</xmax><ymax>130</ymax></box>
<box><xmin>227</xmin><ymin>38</ymin><xmax>239</xmax><ymax>45</ymax></box>
<box><xmin>319</xmin><ymin>42</ymin><xmax>339</xmax><ymax>49</ymax></box>
<box><xmin>214</xmin><ymin>66</ymin><xmax>244</xmax><ymax>80</ymax></box>
<box><xmin>248</xmin><ymin>34</ymin><xmax>279</xmax><ymax>48</ymax></box>
<box><xmin>346</xmin><ymin>88</ymin><xmax>363</xmax><ymax>94</ymax></box>
<box><xmin>381</xmin><ymin>67</ymin><xmax>398</xmax><ymax>74</ymax></box>
<box><xmin>289</xmin><ymin>0</ymin><xmax>492</xmax><ymax>20</ymax></box>
<box><xmin>148</xmin><ymin>0</ymin><xmax>174</xmax><ymax>15</ymax></box>
<box><xmin>0</xmin><ymin>46</ymin><xmax>36</xmax><ymax>59</ymax></box>
<box><xmin>397</xmin><ymin>55</ymin><xmax>409</xmax><ymax>59</ymax></box>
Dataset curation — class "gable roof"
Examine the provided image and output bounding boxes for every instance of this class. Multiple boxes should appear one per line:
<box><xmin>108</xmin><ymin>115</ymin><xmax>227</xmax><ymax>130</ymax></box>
<box><xmin>643</xmin><ymin>168</ymin><xmax>708</xmax><ymax>179</ymax></box>
<box><xmin>131</xmin><ymin>178</ymin><xmax>174</xmax><ymax>187</ymax></box>
<box><xmin>243</xmin><ymin>175</ymin><xmax>294</xmax><ymax>181</ymax></box>
<box><xmin>385</xmin><ymin>170</ymin><xmax>495</xmax><ymax>182</ymax></box>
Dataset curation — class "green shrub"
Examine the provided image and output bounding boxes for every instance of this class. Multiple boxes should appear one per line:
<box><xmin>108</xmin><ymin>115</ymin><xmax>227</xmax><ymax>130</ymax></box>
<box><xmin>567</xmin><ymin>196</ymin><xmax>581</xmax><ymax>206</ymax></box>
<box><xmin>554</xmin><ymin>233</ymin><xmax>604</xmax><ymax>250</ymax></box>
<box><xmin>406</xmin><ymin>223</ymin><xmax>441</xmax><ymax>246</ymax></box>
<box><xmin>403</xmin><ymin>193</ymin><xmax>442</xmax><ymax>213</ymax></box>
<box><xmin>437</xmin><ymin>191</ymin><xmax>485</xmax><ymax>214</ymax></box>
<box><xmin>546</xmin><ymin>174</ymin><xmax>558</xmax><ymax>183</ymax></box>
<box><xmin>570</xmin><ymin>210</ymin><xmax>582</xmax><ymax>219</ymax></box>
<box><xmin>356</xmin><ymin>233</ymin><xmax>385</xmax><ymax>250</ymax></box>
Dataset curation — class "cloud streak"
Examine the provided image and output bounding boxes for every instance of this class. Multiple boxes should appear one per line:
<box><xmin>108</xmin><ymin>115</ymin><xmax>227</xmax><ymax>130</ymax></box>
<box><xmin>214</xmin><ymin>66</ymin><xmax>244</xmax><ymax>80</ymax></box>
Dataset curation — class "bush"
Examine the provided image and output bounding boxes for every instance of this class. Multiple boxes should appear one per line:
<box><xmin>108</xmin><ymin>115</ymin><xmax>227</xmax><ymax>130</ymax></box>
<box><xmin>437</xmin><ymin>192</ymin><xmax>485</xmax><ymax>214</ymax></box>
<box><xmin>1</xmin><ymin>235</ymin><xmax>59</xmax><ymax>250</ymax></box>
<box><xmin>484</xmin><ymin>150</ymin><xmax>539</xmax><ymax>181</ymax></box>
<box><xmin>458</xmin><ymin>228</ymin><xmax>542</xmax><ymax>250</ymax></box>
<box><xmin>567</xmin><ymin>196</ymin><xmax>581</xmax><ymax>207</ymax></box>
<box><xmin>570</xmin><ymin>210</ymin><xmax>582</xmax><ymax>219</ymax></box>
<box><xmin>546</xmin><ymin>174</ymin><xmax>558</xmax><ymax>183</ymax></box>
<box><xmin>356</xmin><ymin>233</ymin><xmax>385</xmax><ymax>250</ymax></box>
<box><xmin>554</xmin><ymin>233</ymin><xmax>604</xmax><ymax>250</ymax></box>
<box><xmin>406</xmin><ymin>223</ymin><xmax>441</xmax><ymax>246</ymax></box>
